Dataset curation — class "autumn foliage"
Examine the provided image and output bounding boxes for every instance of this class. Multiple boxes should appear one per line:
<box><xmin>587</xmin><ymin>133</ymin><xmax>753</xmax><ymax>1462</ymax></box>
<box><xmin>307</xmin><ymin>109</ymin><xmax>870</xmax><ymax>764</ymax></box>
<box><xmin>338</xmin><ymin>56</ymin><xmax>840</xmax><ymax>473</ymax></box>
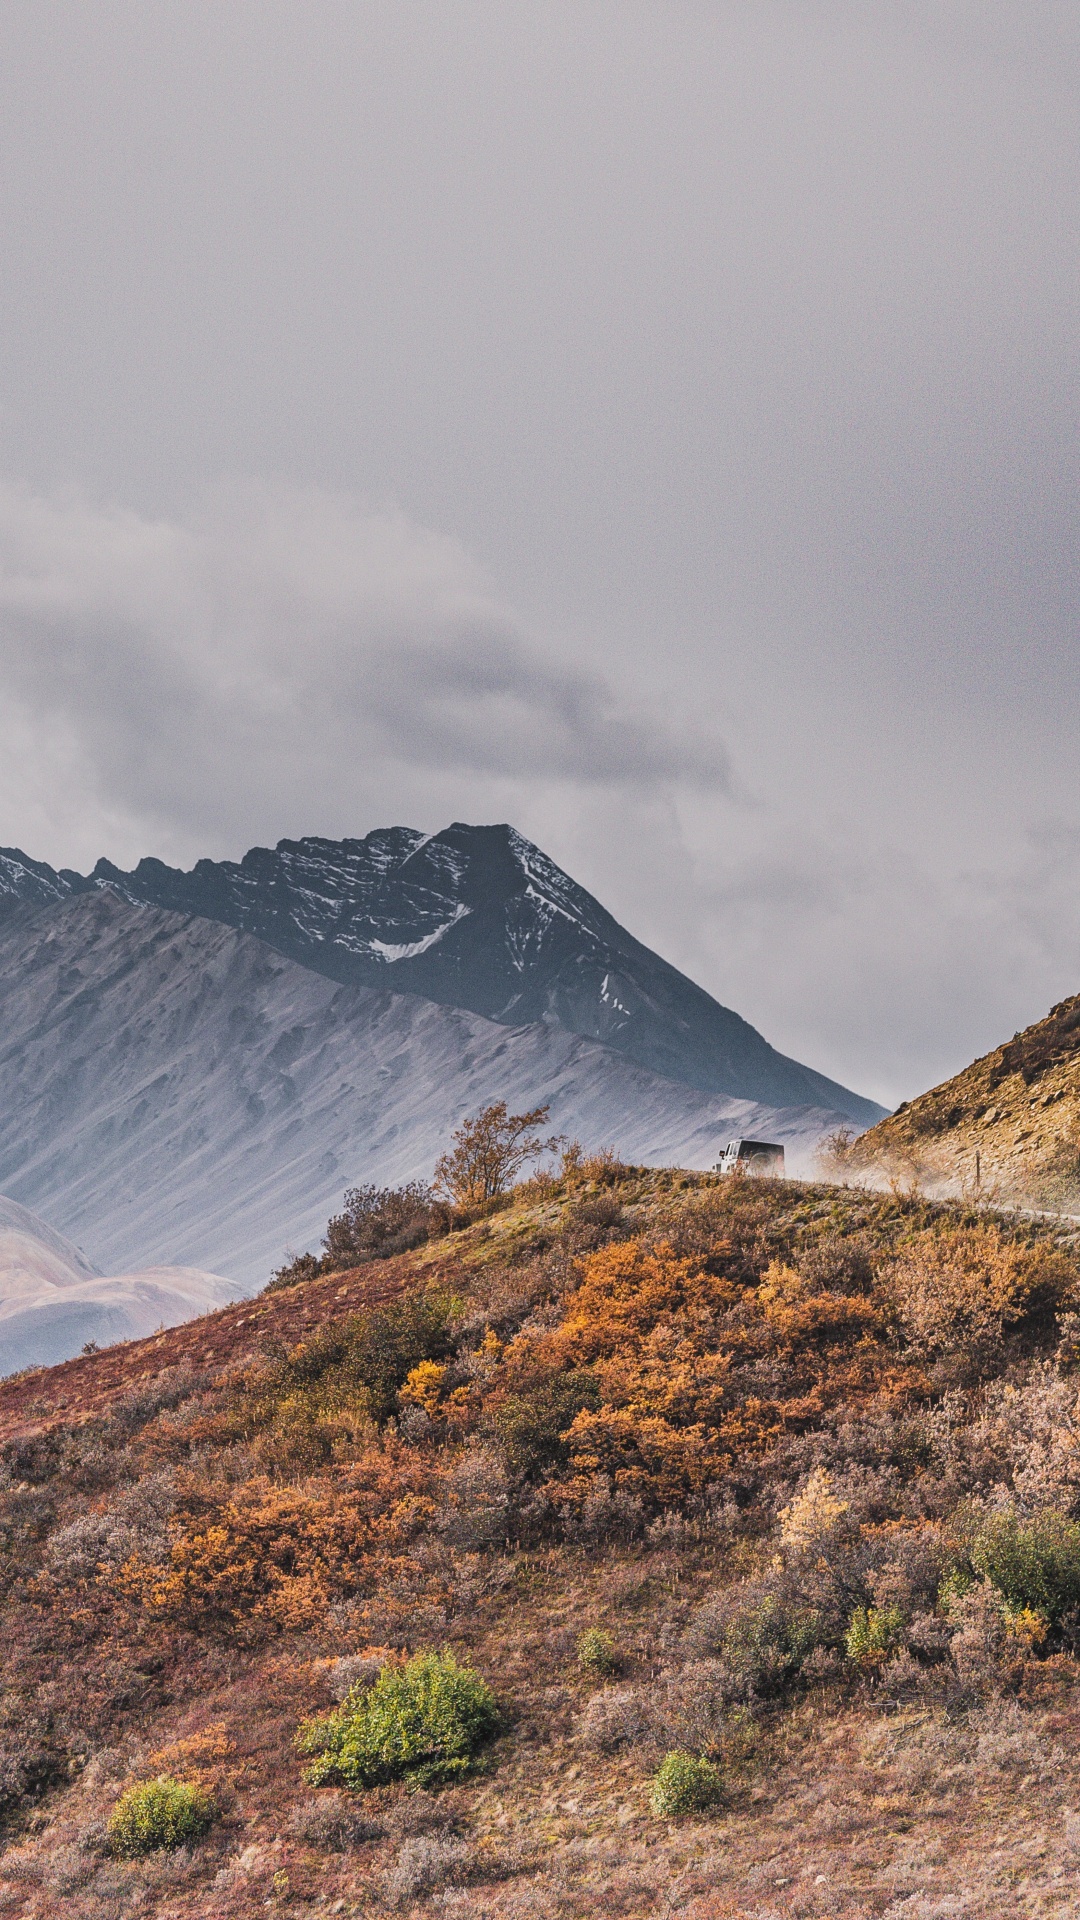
<box><xmin>85</xmin><ymin>1198</ymin><xmax>1076</xmax><ymax>1644</ymax></box>
<box><xmin>433</xmin><ymin>1100</ymin><xmax>561</xmax><ymax>1205</ymax></box>
<box><xmin>3</xmin><ymin>1168</ymin><xmax>1080</xmax><ymax>1917</ymax></box>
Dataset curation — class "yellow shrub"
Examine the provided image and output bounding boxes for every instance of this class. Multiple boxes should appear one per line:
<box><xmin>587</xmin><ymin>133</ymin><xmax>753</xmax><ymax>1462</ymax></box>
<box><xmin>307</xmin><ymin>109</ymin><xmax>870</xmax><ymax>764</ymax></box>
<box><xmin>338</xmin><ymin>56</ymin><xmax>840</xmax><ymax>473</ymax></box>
<box><xmin>399</xmin><ymin>1361</ymin><xmax>449</xmax><ymax>1415</ymax></box>
<box><xmin>1002</xmin><ymin>1606</ymin><xmax>1050</xmax><ymax>1652</ymax></box>
<box><xmin>779</xmin><ymin>1469</ymin><xmax>850</xmax><ymax>1555</ymax></box>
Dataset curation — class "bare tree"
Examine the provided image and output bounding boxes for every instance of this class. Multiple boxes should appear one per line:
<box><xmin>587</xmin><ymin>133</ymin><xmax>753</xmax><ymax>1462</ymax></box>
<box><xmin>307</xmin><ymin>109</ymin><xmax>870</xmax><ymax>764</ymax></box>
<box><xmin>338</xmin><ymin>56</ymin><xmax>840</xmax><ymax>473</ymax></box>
<box><xmin>433</xmin><ymin>1102</ymin><xmax>562</xmax><ymax>1205</ymax></box>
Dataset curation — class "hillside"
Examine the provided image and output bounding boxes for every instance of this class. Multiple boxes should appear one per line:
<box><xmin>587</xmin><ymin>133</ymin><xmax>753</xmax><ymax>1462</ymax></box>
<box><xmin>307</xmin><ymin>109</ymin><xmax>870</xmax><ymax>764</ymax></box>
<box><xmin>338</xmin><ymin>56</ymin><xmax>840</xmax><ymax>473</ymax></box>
<box><xmin>0</xmin><ymin>825</ymin><xmax>885</xmax><ymax>1126</ymax></box>
<box><xmin>1</xmin><ymin>1165</ymin><xmax>1080</xmax><ymax>1916</ymax></box>
<box><xmin>0</xmin><ymin>889</ymin><xmax>856</xmax><ymax>1285</ymax></box>
<box><xmin>847</xmin><ymin>992</ymin><xmax>1080</xmax><ymax>1208</ymax></box>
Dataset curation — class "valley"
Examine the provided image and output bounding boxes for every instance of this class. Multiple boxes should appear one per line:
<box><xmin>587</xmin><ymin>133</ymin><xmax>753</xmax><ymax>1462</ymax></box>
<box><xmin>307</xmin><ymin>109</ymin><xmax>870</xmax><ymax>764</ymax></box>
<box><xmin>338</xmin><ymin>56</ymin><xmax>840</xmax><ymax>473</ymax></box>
<box><xmin>0</xmin><ymin>1196</ymin><xmax>239</xmax><ymax>1376</ymax></box>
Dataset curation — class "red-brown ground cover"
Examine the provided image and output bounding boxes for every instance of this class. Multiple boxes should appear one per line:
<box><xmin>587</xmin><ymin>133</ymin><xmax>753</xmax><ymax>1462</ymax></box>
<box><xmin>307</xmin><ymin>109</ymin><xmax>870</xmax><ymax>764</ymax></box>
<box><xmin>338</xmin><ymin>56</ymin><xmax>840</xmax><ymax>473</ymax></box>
<box><xmin>0</xmin><ymin>1170</ymin><xmax>1079</xmax><ymax>1916</ymax></box>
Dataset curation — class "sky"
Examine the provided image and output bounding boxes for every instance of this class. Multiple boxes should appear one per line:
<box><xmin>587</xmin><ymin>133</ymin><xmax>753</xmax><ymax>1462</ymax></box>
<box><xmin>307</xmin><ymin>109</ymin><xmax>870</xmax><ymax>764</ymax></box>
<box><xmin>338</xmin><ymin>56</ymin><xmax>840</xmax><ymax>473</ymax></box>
<box><xmin>0</xmin><ymin>1</ymin><xmax>1078</xmax><ymax>1109</ymax></box>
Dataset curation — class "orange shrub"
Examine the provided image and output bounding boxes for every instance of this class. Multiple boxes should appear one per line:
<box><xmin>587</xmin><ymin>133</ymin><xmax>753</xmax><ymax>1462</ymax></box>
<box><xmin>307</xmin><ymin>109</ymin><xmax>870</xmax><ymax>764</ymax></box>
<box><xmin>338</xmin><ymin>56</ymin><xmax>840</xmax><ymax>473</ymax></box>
<box><xmin>882</xmin><ymin>1226</ymin><xmax>1077</xmax><ymax>1369</ymax></box>
<box><xmin>546</xmin><ymin>1240</ymin><xmax>742</xmax><ymax>1363</ymax></box>
<box><xmin>498</xmin><ymin>1241</ymin><xmax>805</xmax><ymax>1508</ymax></box>
<box><xmin>122</xmin><ymin>1439</ymin><xmax>438</xmax><ymax>1632</ymax></box>
<box><xmin>756</xmin><ymin>1260</ymin><xmax>881</xmax><ymax>1347</ymax></box>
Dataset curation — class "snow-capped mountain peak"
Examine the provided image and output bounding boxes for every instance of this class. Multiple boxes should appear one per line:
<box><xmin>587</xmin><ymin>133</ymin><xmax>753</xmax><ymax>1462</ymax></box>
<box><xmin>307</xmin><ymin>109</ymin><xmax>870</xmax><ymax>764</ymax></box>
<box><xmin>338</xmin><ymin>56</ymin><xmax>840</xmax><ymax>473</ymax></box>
<box><xmin>0</xmin><ymin>822</ymin><xmax>884</xmax><ymax>1125</ymax></box>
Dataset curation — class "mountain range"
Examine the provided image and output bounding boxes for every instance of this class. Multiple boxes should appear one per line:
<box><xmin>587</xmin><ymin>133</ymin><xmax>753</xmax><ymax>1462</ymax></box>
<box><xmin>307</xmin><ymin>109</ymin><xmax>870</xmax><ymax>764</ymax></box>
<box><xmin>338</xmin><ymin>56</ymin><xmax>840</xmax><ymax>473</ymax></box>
<box><xmin>0</xmin><ymin>886</ymin><xmax>868</xmax><ymax>1290</ymax></box>
<box><xmin>0</xmin><ymin>823</ymin><xmax>883</xmax><ymax>1124</ymax></box>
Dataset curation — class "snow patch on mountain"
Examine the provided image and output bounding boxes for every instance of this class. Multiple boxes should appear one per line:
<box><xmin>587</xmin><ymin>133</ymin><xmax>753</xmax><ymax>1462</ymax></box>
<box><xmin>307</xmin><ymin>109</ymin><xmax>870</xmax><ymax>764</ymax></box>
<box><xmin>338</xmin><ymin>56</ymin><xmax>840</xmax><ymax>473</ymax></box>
<box><xmin>369</xmin><ymin>902</ymin><xmax>471</xmax><ymax>961</ymax></box>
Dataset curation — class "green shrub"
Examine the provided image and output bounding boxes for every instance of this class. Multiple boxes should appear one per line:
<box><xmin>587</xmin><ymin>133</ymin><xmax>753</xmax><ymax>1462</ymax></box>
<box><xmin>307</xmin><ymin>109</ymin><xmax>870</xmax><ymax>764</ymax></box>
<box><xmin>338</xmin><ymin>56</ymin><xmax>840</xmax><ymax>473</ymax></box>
<box><xmin>938</xmin><ymin>1564</ymin><xmax>976</xmax><ymax>1612</ymax></box>
<box><xmin>322</xmin><ymin>1183</ymin><xmax>444</xmax><ymax>1268</ymax></box>
<box><xmin>972</xmin><ymin>1510</ymin><xmax>1080</xmax><ymax>1626</ymax></box>
<box><xmin>714</xmin><ymin>1592</ymin><xmax>824</xmax><ymax>1698</ymax></box>
<box><xmin>577</xmin><ymin>1628</ymin><xmax>617</xmax><ymax>1675</ymax></box>
<box><xmin>269</xmin><ymin>1250</ymin><xmax>325</xmax><ymax>1290</ymax></box>
<box><xmin>650</xmin><ymin>1750</ymin><xmax>724</xmax><ymax>1818</ymax></box>
<box><xmin>269</xmin><ymin>1185</ymin><xmax>448</xmax><ymax>1289</ymax></box>
<box><xmin>494</xmin><ymin>1371</ymin><xmax>600</xmax><ymax>1478</ymax></box>
<box><xmin>262</xmin><ymin>1290</ymin><xmax>455</xmax><ymax>1426</ymax></box>
<box><xmin>296</xmin><ymin>1650</ymin><xmax>500</xmax><ymax>1790</ymax></box>
<box><xmin>107</xmin><ymin>1776</ymin><xmax>217</xmax><ymax>1857</ymax></box>
<box><xmin>845</xmin><ymin>1604</ymin><xmax>904</xmax><ymax>1671</ymax></box>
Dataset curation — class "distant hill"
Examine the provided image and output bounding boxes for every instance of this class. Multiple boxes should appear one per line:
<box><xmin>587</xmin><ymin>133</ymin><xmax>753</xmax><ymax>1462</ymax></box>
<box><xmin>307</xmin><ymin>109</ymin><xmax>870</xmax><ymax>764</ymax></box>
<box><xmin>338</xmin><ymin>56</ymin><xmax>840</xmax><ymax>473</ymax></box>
<box><xmin>0</xmin><ymin>1193</ymin><xmax>240</xmax><ymax>1375</ymax></box>
<box><xmin>0</xmin><ymin>824</ymin><xmax>884</xmax><ymax>1126</ymax></box>
<box><xmin>848</xmin><ymin>992</ymin><xmax>1080</xmax><ymax>1206</ymax></box>
<box><xmin>0</xmin><ymin>890</ymin><xmax>862</xmax><ymax>1285</ymax></box>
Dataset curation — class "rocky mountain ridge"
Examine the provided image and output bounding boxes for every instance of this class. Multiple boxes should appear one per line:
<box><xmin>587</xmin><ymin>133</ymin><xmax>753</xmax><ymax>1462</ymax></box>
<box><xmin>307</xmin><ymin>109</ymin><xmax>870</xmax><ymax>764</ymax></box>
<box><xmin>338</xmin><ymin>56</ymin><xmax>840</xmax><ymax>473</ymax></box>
<box><xmin>0</xmin><ymin>823</ymin><xmax>883</xmax><ymax>1125</ymax></box>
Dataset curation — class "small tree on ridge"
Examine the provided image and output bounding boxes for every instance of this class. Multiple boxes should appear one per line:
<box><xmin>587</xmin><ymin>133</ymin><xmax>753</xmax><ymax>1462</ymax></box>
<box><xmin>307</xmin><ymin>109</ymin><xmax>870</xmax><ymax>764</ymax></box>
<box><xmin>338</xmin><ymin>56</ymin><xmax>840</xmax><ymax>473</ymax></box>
<box><xmin>434</xmin><ymin>1101</ymin><xmax>561</xmax><ymax>1206</ymax></box>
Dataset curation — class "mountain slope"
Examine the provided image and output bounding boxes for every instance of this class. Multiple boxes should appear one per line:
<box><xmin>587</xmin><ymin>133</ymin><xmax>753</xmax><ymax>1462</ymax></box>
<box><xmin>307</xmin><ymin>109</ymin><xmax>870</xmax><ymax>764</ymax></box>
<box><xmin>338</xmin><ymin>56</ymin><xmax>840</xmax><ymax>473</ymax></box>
<box><xmin>0</xmin><ymin>1172</ymin><xmax>1075</xmax><ymax>1917</ymax></box>
<box><xmin>0</xmin><ymin>891</ymin><xmax>856</xmax><ymax>1286</ymax></box>
<box><xmin>0</xmin><ymin>1194</ymin><xmax>240</xmax><ymax>1374</ymax></box>
<box><xmin>848</xmin><ymin>992</ymin><xmax>1080</xmax><ymax>1205</ymax></box>
<box><xmin>0</xmin><ymin>824</ymin><xmax>884</xmax><ymax>1125</ymax></box>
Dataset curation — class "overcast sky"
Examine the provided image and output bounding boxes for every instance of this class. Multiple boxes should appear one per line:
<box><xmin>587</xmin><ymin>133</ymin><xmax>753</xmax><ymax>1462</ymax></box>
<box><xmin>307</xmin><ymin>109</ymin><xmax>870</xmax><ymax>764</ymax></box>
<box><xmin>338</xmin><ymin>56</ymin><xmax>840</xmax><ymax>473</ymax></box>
<box><xmin>0</xmin><ymin>1</ymin><xmax>1078</xmax><ymax>1107</ymax></box>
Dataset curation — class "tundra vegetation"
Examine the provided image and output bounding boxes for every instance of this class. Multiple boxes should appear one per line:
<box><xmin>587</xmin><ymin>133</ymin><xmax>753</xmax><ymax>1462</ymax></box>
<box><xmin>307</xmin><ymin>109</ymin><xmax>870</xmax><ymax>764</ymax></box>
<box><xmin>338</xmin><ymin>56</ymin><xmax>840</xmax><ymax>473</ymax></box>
<box><xmin>2</xmin><ymin>1141</ymin><xmax>1080</xmax><ymax>1913</ymax></box>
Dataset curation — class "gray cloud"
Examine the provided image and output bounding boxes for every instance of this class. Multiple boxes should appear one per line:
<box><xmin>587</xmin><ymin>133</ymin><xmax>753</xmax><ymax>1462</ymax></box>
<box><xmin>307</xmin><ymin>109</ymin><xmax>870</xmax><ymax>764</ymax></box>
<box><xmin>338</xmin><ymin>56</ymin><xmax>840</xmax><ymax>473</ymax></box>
<box><xmin>0</xmin><ymin>480</ymin><xmax>727</xmax><ymax>848</ymax></box>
